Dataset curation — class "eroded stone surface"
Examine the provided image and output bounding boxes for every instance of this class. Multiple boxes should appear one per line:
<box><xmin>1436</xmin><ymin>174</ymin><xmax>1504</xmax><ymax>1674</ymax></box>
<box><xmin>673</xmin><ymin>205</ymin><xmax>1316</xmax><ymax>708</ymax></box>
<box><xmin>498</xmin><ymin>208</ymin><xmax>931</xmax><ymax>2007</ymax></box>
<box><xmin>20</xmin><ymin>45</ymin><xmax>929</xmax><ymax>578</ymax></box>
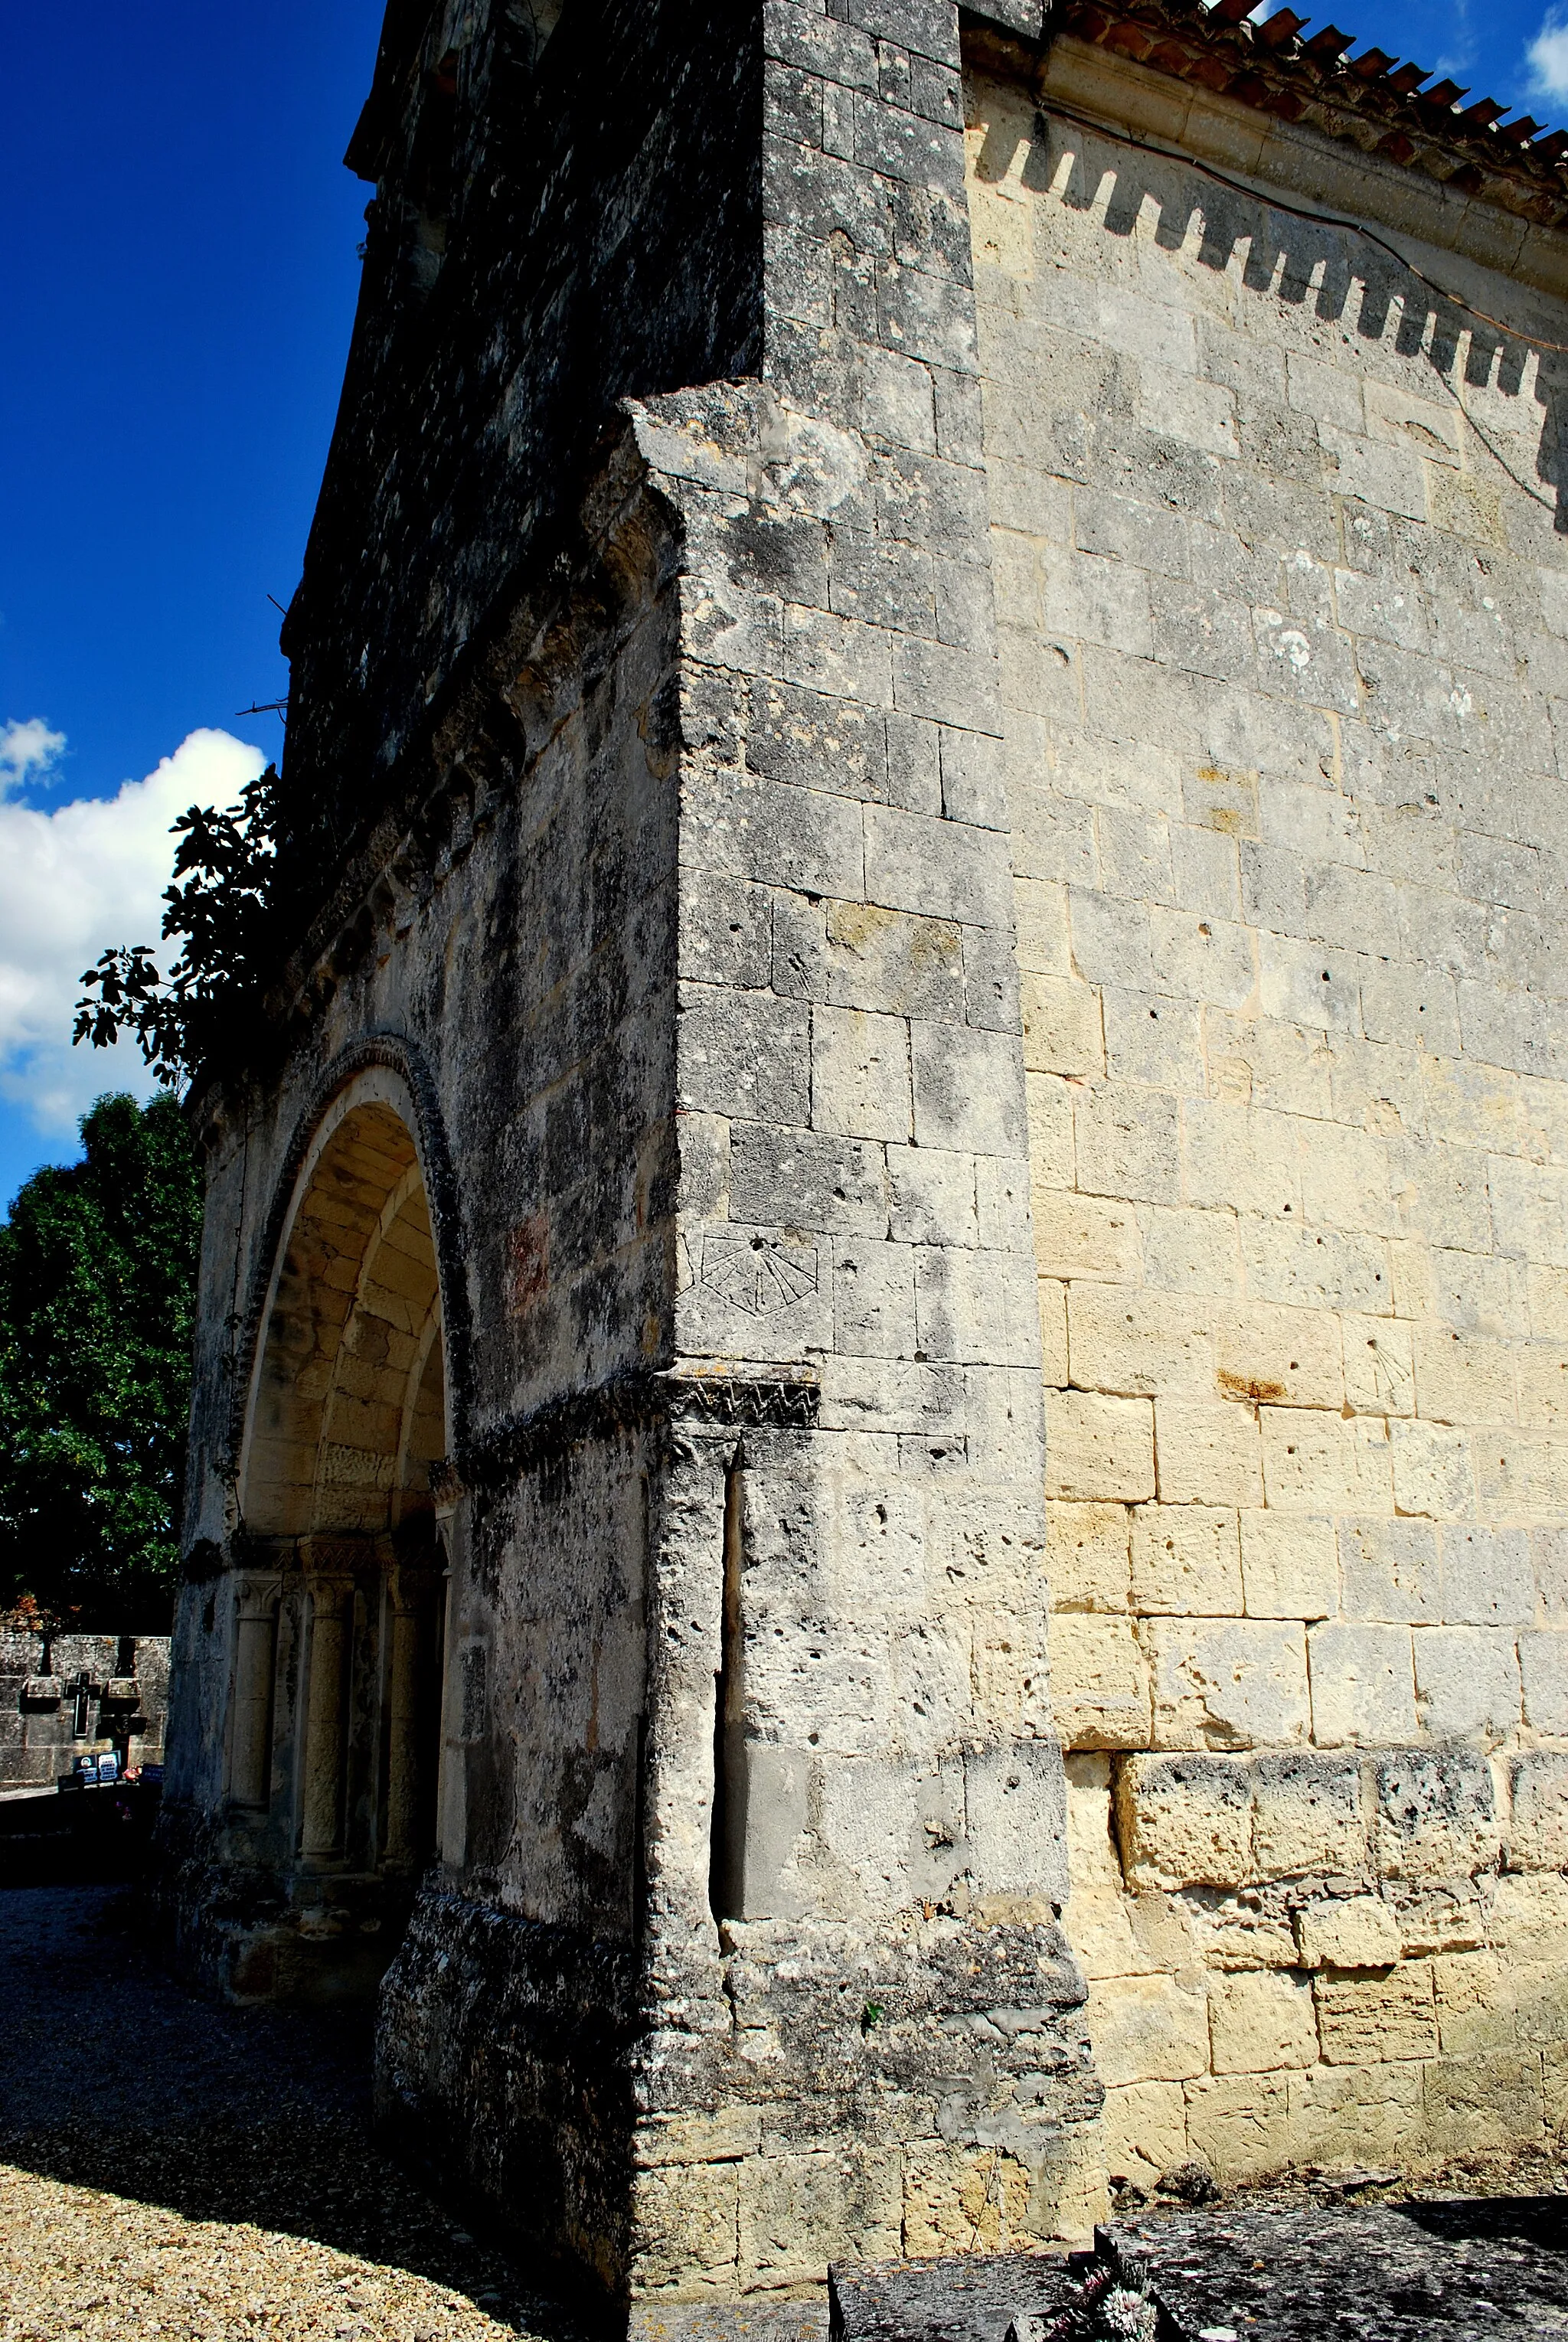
<box><xmin>831</xmin><ymin>2200</ymin><xmax>1568</xmax><ymax>2341</ymax></box>
<box><xmin>1108</xmin><ymin>2200</ymin><xmax>1568</xmax><ymax>2339</ymax></box>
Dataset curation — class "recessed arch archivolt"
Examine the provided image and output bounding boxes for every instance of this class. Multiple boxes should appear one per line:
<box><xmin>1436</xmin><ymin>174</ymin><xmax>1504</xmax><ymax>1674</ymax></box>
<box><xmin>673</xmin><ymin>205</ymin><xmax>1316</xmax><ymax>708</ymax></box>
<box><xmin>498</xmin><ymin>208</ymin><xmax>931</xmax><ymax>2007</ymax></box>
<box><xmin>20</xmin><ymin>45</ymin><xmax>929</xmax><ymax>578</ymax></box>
<box><xmin>237</xmin><ymin>1062</ymin><xmax>452</xmax><ymax>1541</ymax></box>
<box><xmin>215</xmin><ymin>1057</ymin><xmax>455</xmax><ymax>1897</ymax></box>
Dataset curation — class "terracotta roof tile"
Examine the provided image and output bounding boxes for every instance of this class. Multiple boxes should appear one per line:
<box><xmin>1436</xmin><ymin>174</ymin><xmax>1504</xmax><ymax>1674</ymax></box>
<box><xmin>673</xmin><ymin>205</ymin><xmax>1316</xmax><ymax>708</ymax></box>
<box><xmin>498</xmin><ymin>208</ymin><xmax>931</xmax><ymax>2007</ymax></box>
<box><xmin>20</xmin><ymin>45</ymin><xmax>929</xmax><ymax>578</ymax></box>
<box><xmin>1054</xmin><ymin>0</ymin><xmax>1568</xmax><ymax>230</ymax></box>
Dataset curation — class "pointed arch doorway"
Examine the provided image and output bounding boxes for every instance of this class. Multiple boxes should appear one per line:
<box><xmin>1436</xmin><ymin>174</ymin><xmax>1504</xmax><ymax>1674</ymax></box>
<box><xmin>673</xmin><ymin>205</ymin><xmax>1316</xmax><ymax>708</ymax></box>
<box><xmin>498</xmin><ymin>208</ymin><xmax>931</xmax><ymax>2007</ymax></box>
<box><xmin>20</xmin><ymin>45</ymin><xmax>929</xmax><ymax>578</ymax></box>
<box><xmin>224</xmin><ymin>1066</ymin><xmax>452</xmax><ymax>2001</ymax></box>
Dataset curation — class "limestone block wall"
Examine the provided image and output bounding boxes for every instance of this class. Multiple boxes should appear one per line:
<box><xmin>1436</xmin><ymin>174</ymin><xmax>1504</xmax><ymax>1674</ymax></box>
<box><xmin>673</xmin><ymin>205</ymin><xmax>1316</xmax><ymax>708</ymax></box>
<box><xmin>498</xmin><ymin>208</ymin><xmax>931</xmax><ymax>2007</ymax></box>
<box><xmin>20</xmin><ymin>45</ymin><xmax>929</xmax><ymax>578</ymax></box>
<box><xmin>165</xmin><ymin>0</ymin><xmax>1107</xmax><ymax>2292</ymax></box>
<box><xmin>968</xmin><ymin>39</ymin><xmax>1568</xmax><ymax>2184</ymax></box>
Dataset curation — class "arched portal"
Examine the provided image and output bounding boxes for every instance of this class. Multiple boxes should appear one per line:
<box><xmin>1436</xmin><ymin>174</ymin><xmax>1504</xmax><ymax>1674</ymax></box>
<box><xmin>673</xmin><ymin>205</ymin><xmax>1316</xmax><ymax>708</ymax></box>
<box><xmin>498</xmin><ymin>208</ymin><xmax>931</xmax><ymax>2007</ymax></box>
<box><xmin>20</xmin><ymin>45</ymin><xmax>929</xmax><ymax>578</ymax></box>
<box><xmin>225</xmin><ymin>1073</ymin><xmax>451</xmax><ymax>1990</ymax></box>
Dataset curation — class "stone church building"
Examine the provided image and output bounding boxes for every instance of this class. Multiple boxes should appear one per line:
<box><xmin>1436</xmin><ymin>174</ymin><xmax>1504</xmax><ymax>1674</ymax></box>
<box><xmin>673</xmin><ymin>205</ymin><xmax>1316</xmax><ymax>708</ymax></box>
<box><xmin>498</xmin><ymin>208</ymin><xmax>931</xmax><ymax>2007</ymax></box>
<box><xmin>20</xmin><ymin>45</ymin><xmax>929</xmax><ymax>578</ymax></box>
<box><xmin>159</xmin><ymin>0</ymin><xmax>1568</xmax><ymax>2305</ymax></box>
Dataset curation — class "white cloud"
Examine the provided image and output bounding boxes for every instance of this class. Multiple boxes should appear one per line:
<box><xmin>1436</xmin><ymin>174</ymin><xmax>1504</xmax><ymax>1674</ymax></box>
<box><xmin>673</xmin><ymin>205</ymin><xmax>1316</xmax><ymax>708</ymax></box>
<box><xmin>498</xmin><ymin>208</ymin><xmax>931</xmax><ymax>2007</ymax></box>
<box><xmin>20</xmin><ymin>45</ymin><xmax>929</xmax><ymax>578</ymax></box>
<box><xmin>0</xmin><ymin>717</ymin><xmax>67</xmax><ymax>799</ymax></box>
<box><xmin>1529</xmin><ymin>9</ymin><xmax>1568</xmax><ymax>100</ymax></box>
<box><xmin>0</xmin><ymin>728</ymin><xmax>266</xmax><ymax>1137</ymax></box>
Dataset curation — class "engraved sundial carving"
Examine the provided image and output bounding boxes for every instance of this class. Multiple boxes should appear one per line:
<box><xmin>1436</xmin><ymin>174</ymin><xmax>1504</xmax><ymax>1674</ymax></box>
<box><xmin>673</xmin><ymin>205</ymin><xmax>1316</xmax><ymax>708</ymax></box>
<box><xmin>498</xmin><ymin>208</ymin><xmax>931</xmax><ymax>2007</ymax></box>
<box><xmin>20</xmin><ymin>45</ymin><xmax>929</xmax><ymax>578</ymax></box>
<box><xmin>697</xmin><ymin>1231</ymin><xmax>820</xmax><ymax>1318</ymax></box>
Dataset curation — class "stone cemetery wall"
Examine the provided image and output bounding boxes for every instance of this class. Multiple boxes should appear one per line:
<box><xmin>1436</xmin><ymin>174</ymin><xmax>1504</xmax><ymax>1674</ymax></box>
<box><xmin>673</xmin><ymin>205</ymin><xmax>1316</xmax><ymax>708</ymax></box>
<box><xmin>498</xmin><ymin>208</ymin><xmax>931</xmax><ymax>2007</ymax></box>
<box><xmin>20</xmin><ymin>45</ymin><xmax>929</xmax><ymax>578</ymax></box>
<box><xmin>0</xmin><ymin>1633</ymin><xmax>170</xmax><ymax>1789</ymax></box>
<box><xmin>969</xmin><ymin>28</ymin><xmax>1568</xmax><ymax>2187</ymax></box>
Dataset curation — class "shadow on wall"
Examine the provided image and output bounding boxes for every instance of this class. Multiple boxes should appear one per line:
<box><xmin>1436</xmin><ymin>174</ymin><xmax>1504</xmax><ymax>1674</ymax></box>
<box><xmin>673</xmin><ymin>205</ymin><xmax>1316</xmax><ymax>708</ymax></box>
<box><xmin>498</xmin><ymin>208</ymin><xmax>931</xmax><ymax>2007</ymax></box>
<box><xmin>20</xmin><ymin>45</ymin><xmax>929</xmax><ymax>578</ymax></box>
<box><xmin>969</xmin><ymin>106</ymin><xmax>1568</xmax><ymax>530</ymax></box>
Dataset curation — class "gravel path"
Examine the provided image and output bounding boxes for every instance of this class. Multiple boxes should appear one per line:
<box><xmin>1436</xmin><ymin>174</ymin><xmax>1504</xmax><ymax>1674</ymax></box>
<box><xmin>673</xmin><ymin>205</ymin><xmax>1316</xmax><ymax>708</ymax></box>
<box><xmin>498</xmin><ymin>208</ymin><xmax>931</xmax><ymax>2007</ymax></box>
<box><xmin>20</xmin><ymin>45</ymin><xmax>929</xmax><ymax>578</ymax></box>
<box><xmin>0</xmin><ymin>1884</ymin><xmax>586</xmax><ymax>2342</ymax></box>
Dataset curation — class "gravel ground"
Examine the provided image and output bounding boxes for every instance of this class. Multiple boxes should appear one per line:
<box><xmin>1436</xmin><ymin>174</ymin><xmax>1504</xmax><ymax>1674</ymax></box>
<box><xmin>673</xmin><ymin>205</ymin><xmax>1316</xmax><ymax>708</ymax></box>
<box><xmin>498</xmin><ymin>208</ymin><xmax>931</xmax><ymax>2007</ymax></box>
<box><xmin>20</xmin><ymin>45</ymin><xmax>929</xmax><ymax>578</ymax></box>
<box><xmin>0</xmin><ymin>1883</ymin><xmax>588</xmax><ymax>2342</ymax></box>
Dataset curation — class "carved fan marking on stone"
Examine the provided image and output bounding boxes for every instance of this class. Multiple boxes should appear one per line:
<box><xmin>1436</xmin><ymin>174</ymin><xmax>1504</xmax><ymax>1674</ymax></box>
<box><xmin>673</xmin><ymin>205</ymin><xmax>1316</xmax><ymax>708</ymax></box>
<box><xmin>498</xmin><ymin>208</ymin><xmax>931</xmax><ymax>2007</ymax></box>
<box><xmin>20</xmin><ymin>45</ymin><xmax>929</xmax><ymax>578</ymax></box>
<box><xmin>698</xmin><ymin>1233</ymin><xmax>820</xmax><ymax>1318</ymax></box>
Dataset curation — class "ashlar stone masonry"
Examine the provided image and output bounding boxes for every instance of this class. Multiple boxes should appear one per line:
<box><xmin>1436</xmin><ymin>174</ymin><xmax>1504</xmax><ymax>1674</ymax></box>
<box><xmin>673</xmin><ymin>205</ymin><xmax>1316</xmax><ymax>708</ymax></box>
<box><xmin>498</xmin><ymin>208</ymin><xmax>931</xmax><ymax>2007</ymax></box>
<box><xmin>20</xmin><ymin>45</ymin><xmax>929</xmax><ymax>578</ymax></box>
<box><xmin>969</xmin><ymin>5</ymin><xmax>1568</xmax><ymax>2200</ymax></box>
<box><xmin>157</xmin><ymin>0</ymin><xmax>1568</xmax><ymax>2309</ymax></box>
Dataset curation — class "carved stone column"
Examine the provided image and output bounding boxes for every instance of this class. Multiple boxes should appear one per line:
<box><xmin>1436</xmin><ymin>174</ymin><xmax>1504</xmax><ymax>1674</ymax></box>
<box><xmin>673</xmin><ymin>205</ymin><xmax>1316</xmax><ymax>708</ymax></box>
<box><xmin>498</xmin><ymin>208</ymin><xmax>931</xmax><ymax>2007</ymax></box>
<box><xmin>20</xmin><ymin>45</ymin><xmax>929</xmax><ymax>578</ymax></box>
<box><xmin>299</xmin><ymin>1576</ymin><xmax>354</xmax><ymax>1859</ymax></box>
<box><xmin>229</xmin><ymin>1578</ymin><xmax>280</xmax><ymax>1811</ymax></box>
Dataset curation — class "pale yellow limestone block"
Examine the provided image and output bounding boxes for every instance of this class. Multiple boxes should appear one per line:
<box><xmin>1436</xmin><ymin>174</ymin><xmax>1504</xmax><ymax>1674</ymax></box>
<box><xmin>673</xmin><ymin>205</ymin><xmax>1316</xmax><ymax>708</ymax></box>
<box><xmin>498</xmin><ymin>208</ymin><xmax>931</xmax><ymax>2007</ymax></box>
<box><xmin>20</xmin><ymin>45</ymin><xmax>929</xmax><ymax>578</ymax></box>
<box><xmin>1147</xmin><ymin>1617</ymin><xmax>1309</xmax><ymax>1749</ymax></box>
<box><xmin>1421</xmin><ymin>2048</ymin><xmax>1545</xmax><ymax>2157</ymax></box>
<box><xmin>1022</xmin><ymin>972</ymin><xmax>1104</xmax><ymax>1076</ymax></box>
<box><xmin>1046</xmin><ymin>1390</ymin><xmax>1155</xmax><ymax>1502</ymax></box>
<box><xmin>629</xmin><ymin>2161</ymin><xmax>740</xmax><ymax>2293</ymax></box>
<box><xmin>1207</xmin><ymin>1969</ymin><xmax>1318</xmax><ymax>2074</ymax></box>
<box><xmin>1308</xmin><ymin>1621</ymin><xmax>1417</xmax><ymax>1746</ymax></box>
<box><xmin>1089</xmin><ymin>1971</ymin><xmax>1211</xmax><ymax>2086</ymax></box>
<box><xmin>1185</xmin><ymin>1895</ymin><xmax>1298</xmax><ymax>1971</ymax></box>
<box><xmin>1047</xmin><ymin>1500</ymin><xmax>1132</xmax><ymax>1612</ymax></box>
<box><xmin>1129</xmin><ymin>1505</ymin><xmax>1242</xmax><ymax>1615</ymax></box>
<box><xmin>1390</xmin><ymin>1419</ymin><xmax>1475</xmax><ymax>1521</ymax></box>
<box><xmin>1341</xmin><ymin>1314</ymin><xmax>1414</xmax><ymax>1417</ymax></box>
<box><xmin>1413</xmin><ymin>1326</ymin><xmax>1517</xmax><ymax>1428</ymax></box>
<box><xmin>1154</xmin><ymin>1399</ymin><xmax>1264</xmax><ymax>1507</ymax></box>
<box><xmin>1430</xmin><ymin>1951</ymin><xmax>1515</xmax><ymax>2060</ymax></box>
<box><xmin>1038</xmin><ymin>1276</ymin><xmax>1069</xmax><ymax>1386</ymax></box>
<box><xmin>1211</xmin><ymin>1302</ymin><xmax>1342</xmax><ymax>1411</ymax></box>
<box><xmin>1547</xmin><ymin>2041</ymin><xmax>1568</xmax><ymax>2143</ymax></box>
<box><xmin>1286</xmin><ymin>2061</ymin><xmax>1425</xmax><ymax>2170</ymax></box>
<box><xmin>1297</xmin><ymin>1122</ymin><xmax>1394</xmax><ymax>1241</ymax></box>
<box><xmin>1034</xmin><ymin>1193</ymin><xmax>1141</xmax><ymax>1283</ymax></box>
<box><xmin>1183</xmin><ymin>2071</ymin><xmax>1293</xmax><ymax>2181</ymax></box>
<box><xmin>1262</xmin><ymin>1410</ymin><xmax>1393</xmax><ymax>1516</ymax></box>
<box><xmin>1294</xmin><ymin>1896</ymin><xmax>1400</xmax><ymax>1972</ymax></box>
<box><xmin>1518</xmin><ymin>1342</ymin><xmax>1568</xmax><ymax>1430</ymax></box>
<box><xmin>1397</xmin><ymin>1886</ymin><xmax>1487</xmax><ymax>1959</ymax></box>
<box><xmin>1033</xmin><ymin>2124</ymin><xmax>1112</xmax><ymax>2245</ymax></box>
<box><xmin>1116</xmin><ymin>1752</ymin><xmax>1253</xmax><ymax>1890</ymax></box>
<box><xmin>737</xmin><ymin>2149</ymin><xmax>903</xmax><ymax>2290</ymax></box>
<box><xmin>1027</xmin><ymin>1075</ymin><xmax>1075</xmax><ymax>1193</ymax></box>
<box><xmin>1488</xmin><ymin>1870</ymin><xmax>1568</xmax><ymax>1958</ymax></box>
<box><xmin>1240</xmin><ymin>1511</ymin><xmax>1337</xmax><ymax>1619</ymax></box>
<box><xmin>1049</xmin><ymin>1615</ymin><xmax>1151</xmax><ymax>1749</ymax></box>
<box><xmin>1315</xmin><ymin>1965</ymin><xmax>1438</xmax><ymax>2064</ymax></box>
<box><xmin>1181</xmin><ymin>1099</ymin><xmax>1294</xmax><ymax>1219</ymax></box>
<box><xmin>1063</xmin><ymin>1751</ymin><xmax>1122</xmax><ymax>1888</ymax></box>
<box><xmin>1511</xmin><ymin>1962</ymin><xmax>1568</xmax><ymax>2049</ymax></box>
<box><xmin>1067</xmin><ymin>1284</ymin><xmax>1214</xmax><ymax>1400</ymax></box>
<box><xmin>902</xmin><ymin>2144</ymin><xmax>1034</xmax><ymax>2259</ymax></box>
<box><xmin>1253</xmin><ymin>1758</ymin><xmax>1368</xmax><ymax>1877</ymax></box>
<box><xmin>1527</xmin><ymin>1262</ymin><xmax>1568</xmax><ymax>1341</ymax></box>
<box><xmin>1508</xmin><ymin>1757</ymin><xmax>1568</xmax><ymax>1870</ymax></box>
<box><xmin>1070</xmin><ymin>1888</ymin><xmax>1161</xmax><ymax>1981</ymax></box>
<box><xmin>633</xmin><ymin>2108</ymin><xmax>763</xmax><ymax>2167</ymax></box>
<box><xmin>1100</xmin><ymin>2080</ymin><xmax>1187</xmax><ymax>2187</ymax></box>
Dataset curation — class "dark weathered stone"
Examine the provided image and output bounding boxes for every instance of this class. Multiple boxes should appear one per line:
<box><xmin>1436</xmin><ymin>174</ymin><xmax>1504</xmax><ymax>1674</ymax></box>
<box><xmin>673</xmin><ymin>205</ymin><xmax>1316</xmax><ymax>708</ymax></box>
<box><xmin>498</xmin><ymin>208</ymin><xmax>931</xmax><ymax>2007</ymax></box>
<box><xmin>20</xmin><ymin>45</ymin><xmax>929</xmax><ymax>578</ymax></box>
<box><xmin>834</xmin><ymin>2203</ymin><xmax>1568</xmax><ymax>2341</ymax></box>
<box><xmin>830</xmin><ymin>2253</ymin><xmax>1085</xmax><ymax>2342</ymax></box>
<box><xmin>1106</xmin><ymin>2200</ymin><xmax>1568</xmax><ymax>2340</ymax></box>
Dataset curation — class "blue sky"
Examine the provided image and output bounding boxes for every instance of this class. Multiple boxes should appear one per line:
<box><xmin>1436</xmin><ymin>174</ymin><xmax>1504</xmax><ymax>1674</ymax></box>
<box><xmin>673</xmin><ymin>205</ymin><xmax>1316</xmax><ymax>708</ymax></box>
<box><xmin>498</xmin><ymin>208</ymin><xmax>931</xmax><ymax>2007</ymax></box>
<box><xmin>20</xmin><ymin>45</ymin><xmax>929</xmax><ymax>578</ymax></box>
<box><xmin>0</xmin><ymin>2</ymin><xmax>383</xmax><ymax>1205</ymax></box>
<box><xmin>1272</xmin><ymin>1</ymin><xmax>1568</xmax><ymax>111</ymax></box>
<box><xmin>3</xmin><ymin>0</ymin><xmax>1568</xmax><ymax>1209</ymax></box>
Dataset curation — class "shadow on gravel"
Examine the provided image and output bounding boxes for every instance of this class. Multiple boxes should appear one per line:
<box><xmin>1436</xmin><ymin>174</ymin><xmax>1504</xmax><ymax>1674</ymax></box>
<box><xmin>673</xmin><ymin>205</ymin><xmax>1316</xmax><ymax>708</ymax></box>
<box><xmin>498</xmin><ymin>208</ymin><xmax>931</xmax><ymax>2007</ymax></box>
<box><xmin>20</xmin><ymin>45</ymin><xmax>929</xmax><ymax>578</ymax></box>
<box><xmin>0</xmin><ymin>1881</ymin><xmax>594</xmax><ymax>2338</ymax></box>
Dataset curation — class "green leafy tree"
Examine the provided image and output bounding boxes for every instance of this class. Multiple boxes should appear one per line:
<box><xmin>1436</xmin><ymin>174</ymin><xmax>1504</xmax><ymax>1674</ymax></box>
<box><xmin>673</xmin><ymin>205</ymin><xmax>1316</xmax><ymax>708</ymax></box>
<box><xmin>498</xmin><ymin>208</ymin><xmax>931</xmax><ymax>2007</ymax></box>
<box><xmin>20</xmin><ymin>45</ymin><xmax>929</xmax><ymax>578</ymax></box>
<box><xmin>0</xmin><ymin>1093</ymin><xmax>202</xmax><ymax>1628</ymax></box>
<box><xmin>75</xmin><ymin>762</ymin><xmax>283</xmax><ymax>1088</ymax></box>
